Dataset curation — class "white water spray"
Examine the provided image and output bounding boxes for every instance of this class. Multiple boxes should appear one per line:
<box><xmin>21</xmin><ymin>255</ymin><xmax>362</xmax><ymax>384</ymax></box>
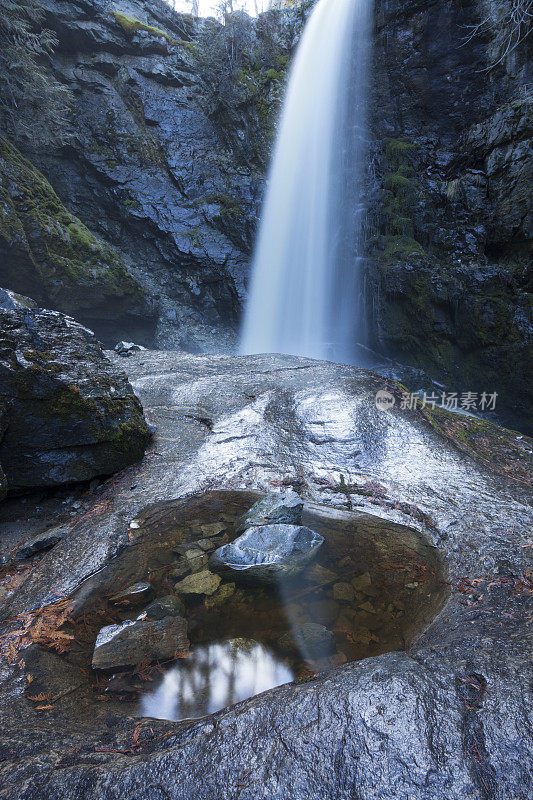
<box><xmin>240</xmin><ymin>0</ymin><xmax>373</xmax><ymax>362</ymax></box>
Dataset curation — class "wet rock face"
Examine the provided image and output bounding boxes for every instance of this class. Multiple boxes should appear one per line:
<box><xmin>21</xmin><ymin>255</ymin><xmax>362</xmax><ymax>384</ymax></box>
<box><xmin>0</xmin><ymin>137</ymin><xmax>155</xmax><ymax>345</ymax></box>
<box><xmin>0</xmin><ymin>0</ymin><xmax>299</xmax><ymax>352</ymax></box>
<box><xmin>92</xmin><ymin>615</ymin><xmax>189</xmax><ymax>670</ymax></box>
<box><xmin>210</xmin><ymin>523</ymin><xmax>324</xmax><ymax>584</ymax></box>
<box><xmin>0</xmin><ymin>302</ymin><xmax>151</xmax><ymax>492</ymax></box>
<box><xmin>367</xmin><ymin>0</ymin><xmax>532</xmax><ymax>429</ymax></box>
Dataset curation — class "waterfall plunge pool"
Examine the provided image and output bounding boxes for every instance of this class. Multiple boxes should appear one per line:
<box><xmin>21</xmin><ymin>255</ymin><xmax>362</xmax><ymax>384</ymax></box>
<box><xmin>65</xmin><ymin>491</ymin><xmax>448</xmax><ymax>723</ymax></box>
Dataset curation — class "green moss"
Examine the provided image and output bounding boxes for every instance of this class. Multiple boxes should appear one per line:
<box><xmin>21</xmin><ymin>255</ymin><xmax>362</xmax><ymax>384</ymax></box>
<box><xmin>124</xmin><ymin>196</ymin><xmax>141</xmax><ymax>210</ymax></box>
<box><xmin>0</xmin><ymin>185</ymin><xmax>27</xmax><ymax>246</ymax></box>
<box><xmin>236</xmin><ymin>53</ymin><xmax>288</xmax><ymax>141</ymax></box>
<box><xmin>110</xmin><ymin>12</ymin><xmax>177</xmax><ymax>44</ymax></box>
<box><xmin>384</xmin><ymin>235</ymin><xmax>425</xmax><ymax>261</ymax></box>
<box><xmin>379</xmin><ymin>135</ymin><xmax>425</xmax><ymax>250</ymax></box>
<box><xmin>0</xmin><ymin>136</ymin><xmax>146</xmax><ymax>310</ymax></box>
<box><xmin>419</xmin><ymin>405</ymin><xmax>531</xmax><ymax>484</ymax></box>
<box><xmin>184</xmin><ymin>227</ymin><xmax>204</xmax><ymax>248</ymax></box>
<box><xmin>203</xmin><ymin>192</ymin><xmax>244</xmax><ymax>220</ymax></box>
<box><xmin>385</xmin><ymin>137</ymin><xmax>417</xmax><ymax>167</ymax></box>
<box><xmin>180</xmin><ymin>39</ymin><xmax>198</xmax><ymax>57</ymax></box>
<box><xmin>385</xmin><ymin>172</ymin><xmax>413</xmax><ymax>191</ymax></box>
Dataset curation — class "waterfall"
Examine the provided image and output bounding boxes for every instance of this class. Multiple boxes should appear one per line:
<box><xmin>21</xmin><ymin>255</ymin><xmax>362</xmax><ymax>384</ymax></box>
<box><xmin>240</xmin><ymin>0</ymin><xmax>373</xmax><ymax>362</ymax></box>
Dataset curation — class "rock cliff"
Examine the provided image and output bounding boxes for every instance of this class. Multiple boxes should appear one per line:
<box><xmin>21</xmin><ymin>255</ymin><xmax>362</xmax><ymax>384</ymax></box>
<box><xmin>0</xmin><ymin>0</ymin><xmax>530</xmax><ymax>428</ymax></box>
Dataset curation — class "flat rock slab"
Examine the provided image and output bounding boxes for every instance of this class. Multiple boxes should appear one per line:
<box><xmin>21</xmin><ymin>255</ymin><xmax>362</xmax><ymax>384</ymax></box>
<box><xmin>92</xmin><ymin>616</ymin><xmax>189</xmax><ymax>670</ymax></box>
<box><xmin>210</xmin><ymin>524</ymin><xmax>324</xmax><ymax>583</ymax></box>
<box><xmin>0</xmin><ymin>351</ymin><xmax>531</xmax><ymax>800</ymax></box>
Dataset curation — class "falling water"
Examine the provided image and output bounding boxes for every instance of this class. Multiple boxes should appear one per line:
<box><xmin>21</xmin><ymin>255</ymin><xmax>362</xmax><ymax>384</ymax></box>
<box><xmin>240</xmin><ymin>0</ymin><xmax>373</xmax><ymax>362</ymax></box>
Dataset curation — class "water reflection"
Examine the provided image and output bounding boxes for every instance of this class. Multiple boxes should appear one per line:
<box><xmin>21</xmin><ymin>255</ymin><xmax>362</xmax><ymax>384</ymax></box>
<box><xmin>140</xmin><ymin>639</ymin><xmax>293</xmax><ymax>721</ymax></box>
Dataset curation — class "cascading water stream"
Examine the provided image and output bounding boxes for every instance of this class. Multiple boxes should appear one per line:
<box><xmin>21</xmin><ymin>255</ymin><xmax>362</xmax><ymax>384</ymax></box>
<box><xmin>240</xmin><ymin>0</ymin><xmax>373</xmax><ymax>362</ymax></box>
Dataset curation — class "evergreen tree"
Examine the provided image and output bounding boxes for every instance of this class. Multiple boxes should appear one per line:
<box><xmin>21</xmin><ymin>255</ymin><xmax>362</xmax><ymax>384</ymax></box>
<box><xmin>0</xmin><ymin>0</ymin><xmax>70</xmax><ymax>140</ymax></box>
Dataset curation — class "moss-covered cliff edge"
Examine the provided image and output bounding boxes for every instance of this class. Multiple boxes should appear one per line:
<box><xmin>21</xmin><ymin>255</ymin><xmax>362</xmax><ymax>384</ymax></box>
<box><xmin>0</xmin><ymin>137</ymin><xmax>154</xmax><ymax>342</ymax></box>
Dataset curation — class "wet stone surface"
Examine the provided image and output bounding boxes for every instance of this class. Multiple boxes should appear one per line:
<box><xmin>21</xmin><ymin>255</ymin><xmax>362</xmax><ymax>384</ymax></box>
<box><xmin>92</xmin><ymin>616</ymin><xmax>189</xmax><ymax>670</ymax></box>
<box><xmin>209</xmin><ymin>522</ymin><xmax>324</xmax><ymax>583</ymax></box>
<box><xmin>0</xmin><ymin>352</ymin><xmax>531</xmax><ymax>800</ymax></box>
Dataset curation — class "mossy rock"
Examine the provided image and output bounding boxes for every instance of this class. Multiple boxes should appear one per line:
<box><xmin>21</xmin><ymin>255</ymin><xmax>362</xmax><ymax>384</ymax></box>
<box><xmin>110</xmin><ymin>12</ymin><xmax>178</xmax><ymax>45</ymax></box>
<box><xmin>0</xmin><ymin>304</ymin><xmax>151</xmax><ymax>492</ymax></box>
<box><xmin>0</xmin><ymin>136</ymin><xmax>149</xmax><ymax>322</ymax></box>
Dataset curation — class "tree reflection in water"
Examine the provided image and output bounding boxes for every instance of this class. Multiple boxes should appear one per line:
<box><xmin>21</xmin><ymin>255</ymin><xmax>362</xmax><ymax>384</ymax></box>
<box><xmin>140</xmin><ymin>639</ymin><xmax>293</xmax><ymax>721</ymax></box>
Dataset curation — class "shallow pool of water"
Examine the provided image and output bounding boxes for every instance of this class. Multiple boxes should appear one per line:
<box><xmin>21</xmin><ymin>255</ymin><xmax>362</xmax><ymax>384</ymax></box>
<box><xmin>79</xmin><ymin>491</ymin><xmax>448</xmax><ymax>721</ymax></box>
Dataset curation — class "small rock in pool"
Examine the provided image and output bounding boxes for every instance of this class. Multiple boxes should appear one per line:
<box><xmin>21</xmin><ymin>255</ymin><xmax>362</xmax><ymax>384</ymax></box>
<box><xmin>210</xmin><ymin>524</ymin><xmax>324</xmax><ymax>584</ymax></box>
<box><xmin>235</xmin><ymin>490</ymin><xmax>304</xmax><ymax>534</ymax></box>
<box><xmin>109</xmin><ymin>582</ymin><xmax>155</xmax><ymax>607</ymax></box>
<box><xmin>204</xmin><ymin>582</ymin><xmax>236</xmax><ymax>609</ymax></box>
<box><xmin>196</xmin><ymin>538</ymin><xmax>216</xmax><ymax>551</ymax></box>
<box><xmin>279</xmin><ymin>623</ymin><xmax>335</xmax><ymax>656</ymax></box>
<box><xmin>137</xmin><ymin>595</ymin><xmax>185</xmax><ymax>621</ymax></box>
<box><xmin>305</xmin><ymin>563</ymin><xmax>337</xmax><ymax>586</ymax></box>
<box><xmin>351</xmin><ymin>572</ymin><xmax>372</xmax><ymax>591</ymax></box>
<box><xmin>200</xmin><ymin>522</ymin><xmax>227</xmax><ymax>538</ymax></box>
<box><xmin>185</xmin><ymin>548</ymin><xmax>208</xmax><ymax>571</ymax></box>
<box><xmin>174</xmin><ymin>569</ymin><xmax>221</xmax><ymax>596</ymax></box>
<box><xmin>333</xmin><ymin>582</ymin><xmax>355</xmax><ymax>603</ymax></box>
<box><xmin>92</xmin><ymin>616</ymin><xmax>189</xmax><ymax>670</ymax></box>
<box><xmin>105</xmin><ymin>674</ymin><xmax>145</xmax><ymax>696</ymax></box>
<box><xmin>170</xmin><ymin>560</ymin><xmax>191</xmax><ymax>580</ymax></box>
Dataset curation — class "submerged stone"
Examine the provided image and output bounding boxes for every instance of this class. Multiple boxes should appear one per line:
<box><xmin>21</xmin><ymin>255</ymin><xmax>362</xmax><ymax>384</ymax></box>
<box><xmin>305</xmin><ymin>563</ymin><xmax>337</xmax><ymax>585</ymax></box>
<box><xmin>204</xmin><ymin>582</ymin><xmax>236</xmax><ymax>609</ymax></box>
<box><xmin>200</xmin><ymin>522</ymin><xmax>227</xmax><ymax>538</ymax></box>
<box><xmin>184</xmin><ymin>548</ymin><xmax>208</xmax><ymax>571</ymax></box>
<box><xmin>92</xmin><ymin>616</ymin><xmax>189</xmax><ymax>670</ymax></box>
<box><xmin>351</xmin><ymin>572</ymin><xmax>372</xmax><ymax>592</ymax></box>
<box><xmin>235</xmin><ymin>490</ymin><xmax>304</xmax><ymax>534</ymax></box>
<box><xmin>170</xmin><ymin>560</ymin><xmax>191</xmax><ymax>580</ymax></box>
<box><xmin>210</xmin><ymin>524</ymin><xmax>324</xmax><ymax>584</ymax></box>
<box><xmin>137</xmin><ymin>595</ymin><xmax>185</xmax><ymax>621</ymax></box>
<box><xmin>174</xmin><ymin>569</ymin><xmax>221</xmax><ymax>596</ymax></box>
<box><xmin>109</xmin><ymin>582</ymin><xmax>155</xmax><ymax>608</ymax></box>
<box><xmin>280</xmin><ymin>623</ymin><xmax>335</xmax><ymax>656</ymax></box>
<box><xmin>333</xmin><ymin>582</ymin><xmax>355</xmax><ymax>603</ymax></box>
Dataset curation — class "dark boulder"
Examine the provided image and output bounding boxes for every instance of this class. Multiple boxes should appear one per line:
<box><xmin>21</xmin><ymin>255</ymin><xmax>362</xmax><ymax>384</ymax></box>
<box><xmin>137</xmin><ymin>595</ymin><xmax>186</xmax><ymax>620</ymax></box>
<box><xmin>0</xmin><ymin>302</ymin><xmax>151</xmax><ymax>492</ymax></box>
<box><xmin>210</xmin><ymin>523</ymin><xmax>324</xmax><ymax>584</ymax></box>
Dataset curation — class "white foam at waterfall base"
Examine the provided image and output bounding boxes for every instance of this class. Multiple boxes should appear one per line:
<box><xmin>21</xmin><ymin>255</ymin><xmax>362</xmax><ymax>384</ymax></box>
<box><xmin>240</xmin><ymin>0</ymin><xmax>373</xmax><ymax>363</ymax></box>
